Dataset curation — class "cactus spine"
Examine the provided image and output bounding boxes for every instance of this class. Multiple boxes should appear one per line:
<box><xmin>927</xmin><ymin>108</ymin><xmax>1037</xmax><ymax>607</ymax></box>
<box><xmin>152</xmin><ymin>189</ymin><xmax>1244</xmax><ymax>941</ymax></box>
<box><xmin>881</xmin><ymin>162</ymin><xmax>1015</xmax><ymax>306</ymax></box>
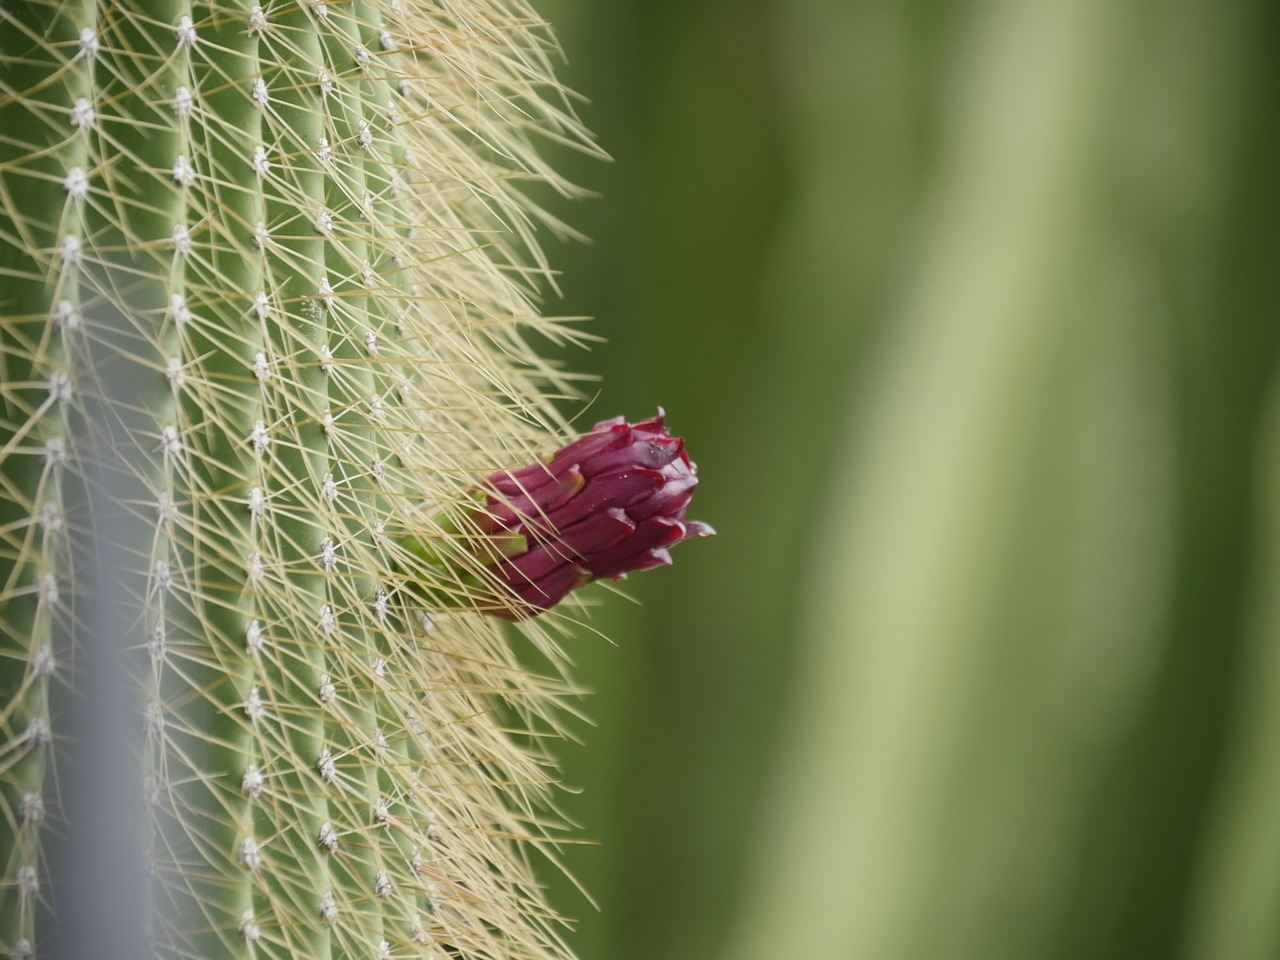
<box><xmin>0</xmin><ymin>0</ymin><xmax>596</xmax><ymax>956</ymax></box>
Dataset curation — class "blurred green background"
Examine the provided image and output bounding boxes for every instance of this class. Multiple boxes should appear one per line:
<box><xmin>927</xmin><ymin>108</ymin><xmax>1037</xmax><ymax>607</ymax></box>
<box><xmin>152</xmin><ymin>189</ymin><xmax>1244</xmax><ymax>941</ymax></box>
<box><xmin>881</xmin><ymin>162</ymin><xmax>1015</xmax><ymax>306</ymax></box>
<box><xmin>527</xmin><ymin>0</ymin><xmax>1280</xmax><ymax>958</ymax></box>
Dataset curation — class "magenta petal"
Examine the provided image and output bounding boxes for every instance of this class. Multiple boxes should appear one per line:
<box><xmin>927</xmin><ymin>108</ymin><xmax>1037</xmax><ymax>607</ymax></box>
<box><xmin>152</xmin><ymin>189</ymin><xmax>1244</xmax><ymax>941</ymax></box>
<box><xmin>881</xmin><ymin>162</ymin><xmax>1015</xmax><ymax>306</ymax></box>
<box><xmin>526</xmin><ymin>505</ymin><xmax>635</xmax><ymax>554</ymax></box>
<box><xmin>628</xmin><ymin>471</ymin><xmax>698</xmax><ymax>521</ymax></box>
<box><xmin>581</xmin><ymin>435</ymin><xmax>682</xmax><ymax>477</ymax></box>
<box><xmin>633</xmin><ymin>547</ymin><xmax>674</xmax><ymax>572</ymax></box>
<box><xmin>488</xmin><ymin>461</ymin><xmax>559</xmax><ymax>497</ymax></box>
<box><xmin>500</xmin><ymin>544</ymin><xmax>570</xmax><ymax>584</ymax></box>
<box><xmin>586</xmin><ymin>516</ymin><xmax>686</xmax><ymax>579</ymax></box>
<box><xmin>589</xmin><ymin>414</ymin><xmax>628</xmax><ymax>432</ymax></box>
<box><xmin>630</xmin><ymin>408</ymin><xmax>666</xmax><ymax>434</ymax></box>
<box><xmin>487</xmin><ymin>425</ymin><xmax>630</xmax><ymax>501</ymax></box>
<box><xmin>477</xmin><ymin>466</ymin><xmax>584</xmax><ymax>534</ymax></box>
<box><xmin>602</xmin><ymin>546</ymin><xmax>674</xmax><ymax>578</ymax></box>
<box><xmin>561</xmin><ymin>508</ymin><xmax>636</xmax><ymax>554</ymax></box>
<box><xmin>517</xmin><ymin>562</ymin><xmax>592</xmax><ymax>606</ymax></box>
<box><xmin>500</xmin><ymin>508</ymin><xmax>634</xmax><ymax>582</ymax></box>
<box><xmin>546</xmin><ymin>468</ymin><xmax>665</xmax><ymax>531</ymax></box>
<box><xmin>546</xmin><ymin>422</ymin><xmax>630</xmax><ymax>472</ymax></box>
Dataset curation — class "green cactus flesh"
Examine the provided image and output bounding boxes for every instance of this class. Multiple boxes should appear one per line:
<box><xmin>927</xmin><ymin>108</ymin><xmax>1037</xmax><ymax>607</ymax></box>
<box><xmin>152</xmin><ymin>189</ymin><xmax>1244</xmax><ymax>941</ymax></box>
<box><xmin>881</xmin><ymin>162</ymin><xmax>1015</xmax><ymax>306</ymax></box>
<box><xmin>0</xmin><ymin>0</ymin><xmax>595</xmax><ymax>955</ymax></box>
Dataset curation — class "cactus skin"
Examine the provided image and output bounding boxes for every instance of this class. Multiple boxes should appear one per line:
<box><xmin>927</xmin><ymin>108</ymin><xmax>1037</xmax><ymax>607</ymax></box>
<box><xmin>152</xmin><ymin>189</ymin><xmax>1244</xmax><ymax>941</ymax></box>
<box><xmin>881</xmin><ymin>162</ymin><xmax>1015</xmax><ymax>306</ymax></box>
<box><xmin>0</xmin><ymin>0</ymin><xmax>597</xmax><ymax>956</ymax></box>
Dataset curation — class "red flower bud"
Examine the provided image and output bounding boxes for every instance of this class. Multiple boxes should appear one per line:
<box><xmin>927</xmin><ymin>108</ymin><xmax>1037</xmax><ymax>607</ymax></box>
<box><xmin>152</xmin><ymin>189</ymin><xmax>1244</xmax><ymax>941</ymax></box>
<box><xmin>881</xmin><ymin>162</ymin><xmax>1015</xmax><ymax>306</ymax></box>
<box><xmin>478</xmin><ymin>411</ymin><xmax>714</xmax><ymax>618</ymax></box>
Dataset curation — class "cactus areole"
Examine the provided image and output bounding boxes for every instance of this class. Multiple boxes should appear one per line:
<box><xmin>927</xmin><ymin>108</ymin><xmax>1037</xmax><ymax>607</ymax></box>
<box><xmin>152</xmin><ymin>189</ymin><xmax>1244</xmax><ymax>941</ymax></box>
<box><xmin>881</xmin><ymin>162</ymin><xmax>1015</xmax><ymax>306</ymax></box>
<box><xmin>475</xmin><ymin>411</ymin><xmax>714</xmax><ymax>619</ymax></box>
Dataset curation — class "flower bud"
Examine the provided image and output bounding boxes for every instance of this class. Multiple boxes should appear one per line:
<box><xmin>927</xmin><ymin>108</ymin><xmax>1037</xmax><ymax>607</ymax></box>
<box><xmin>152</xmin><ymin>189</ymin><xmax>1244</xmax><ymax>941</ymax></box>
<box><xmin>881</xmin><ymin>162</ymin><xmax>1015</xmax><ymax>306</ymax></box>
<box><xmin>478</xmin><ymin>410</ymin><xmax>713</xmax><ymax>618</ymax></box>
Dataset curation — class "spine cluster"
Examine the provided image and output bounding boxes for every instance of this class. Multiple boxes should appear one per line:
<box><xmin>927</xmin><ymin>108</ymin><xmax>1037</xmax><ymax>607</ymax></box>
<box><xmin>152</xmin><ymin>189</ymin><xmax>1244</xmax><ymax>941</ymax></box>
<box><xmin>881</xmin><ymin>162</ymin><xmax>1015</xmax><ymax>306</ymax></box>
<box><xmin>0</xmin><ymin>0</ymin><xmax>597</xmax><ymax>956</ymax></box>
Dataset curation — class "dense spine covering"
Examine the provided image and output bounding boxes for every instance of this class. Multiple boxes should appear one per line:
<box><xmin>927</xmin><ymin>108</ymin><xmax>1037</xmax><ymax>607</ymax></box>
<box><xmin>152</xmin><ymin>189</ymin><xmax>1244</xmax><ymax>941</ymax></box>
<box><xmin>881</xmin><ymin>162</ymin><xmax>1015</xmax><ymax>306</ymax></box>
<box><xmin>0</xmin><ymin>0</ymin><xmax>598</xmax><ymax>956</ymax></box>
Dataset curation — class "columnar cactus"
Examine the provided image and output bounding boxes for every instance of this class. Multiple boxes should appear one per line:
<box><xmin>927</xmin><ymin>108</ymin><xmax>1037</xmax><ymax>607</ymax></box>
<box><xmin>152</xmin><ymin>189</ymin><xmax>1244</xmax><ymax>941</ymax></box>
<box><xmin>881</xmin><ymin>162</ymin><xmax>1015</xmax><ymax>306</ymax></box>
<box><xmin>0</xmin><ymin>0</ymin><xmax>598</xmax><ymax>956</ymax></box>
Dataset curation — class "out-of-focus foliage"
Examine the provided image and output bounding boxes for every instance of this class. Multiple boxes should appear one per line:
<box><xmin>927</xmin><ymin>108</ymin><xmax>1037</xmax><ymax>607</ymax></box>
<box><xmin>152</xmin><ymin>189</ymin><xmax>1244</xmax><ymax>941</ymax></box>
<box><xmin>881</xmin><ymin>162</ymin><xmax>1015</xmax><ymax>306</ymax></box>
<box><xmin>535</xmin><ymin>0</ymin><xmax>1280</xmax><ymax>958</ymax></box>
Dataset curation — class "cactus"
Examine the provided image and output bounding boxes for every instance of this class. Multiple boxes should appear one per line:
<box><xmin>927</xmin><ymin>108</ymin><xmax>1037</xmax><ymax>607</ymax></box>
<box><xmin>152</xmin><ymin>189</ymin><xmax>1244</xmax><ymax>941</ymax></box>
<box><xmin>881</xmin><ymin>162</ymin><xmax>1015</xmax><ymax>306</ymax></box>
<box><xmin>0</xmin><ymin>0</ymin><xmax>598</xmax><ymax>956</ymax></box>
